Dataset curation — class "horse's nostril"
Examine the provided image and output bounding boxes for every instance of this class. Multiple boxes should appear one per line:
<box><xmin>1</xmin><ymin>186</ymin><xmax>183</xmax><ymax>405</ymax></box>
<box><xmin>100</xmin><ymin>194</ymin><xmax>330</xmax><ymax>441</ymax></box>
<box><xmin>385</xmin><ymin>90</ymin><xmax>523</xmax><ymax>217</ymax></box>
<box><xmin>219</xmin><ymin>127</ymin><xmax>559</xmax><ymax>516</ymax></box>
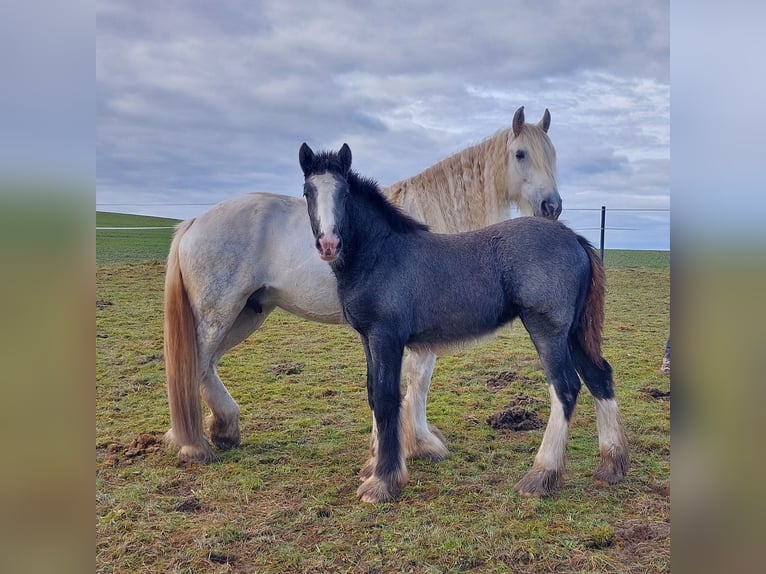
<box><xmin>541</xmin><ymin>199</ymin><xmax>561</xmax><ymax>219</ymax></box>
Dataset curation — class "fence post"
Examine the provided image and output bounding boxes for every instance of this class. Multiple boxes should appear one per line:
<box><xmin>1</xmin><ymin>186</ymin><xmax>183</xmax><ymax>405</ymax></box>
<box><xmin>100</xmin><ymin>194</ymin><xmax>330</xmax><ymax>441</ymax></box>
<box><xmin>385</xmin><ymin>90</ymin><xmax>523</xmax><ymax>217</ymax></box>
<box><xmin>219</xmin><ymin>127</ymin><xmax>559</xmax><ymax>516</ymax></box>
<box><xmin>599</xmin><ymin>205</ymin><xmax>606</xmax><ymax>262</ymax></box>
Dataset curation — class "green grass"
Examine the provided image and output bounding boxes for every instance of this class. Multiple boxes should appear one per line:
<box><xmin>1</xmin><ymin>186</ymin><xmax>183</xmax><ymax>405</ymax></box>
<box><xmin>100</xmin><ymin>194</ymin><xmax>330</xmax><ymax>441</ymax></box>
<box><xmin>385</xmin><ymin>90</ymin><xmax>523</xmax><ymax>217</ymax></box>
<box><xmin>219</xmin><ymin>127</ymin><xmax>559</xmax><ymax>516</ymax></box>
<box><xmin>96</xmin><ymin>212</ymin><xmax>180</xmax><ymax>264</ymax></box>
<box><xmin>603</xmin><ymin>249</ymin><xmax>670</xmax><ymax>269</ymax></box>
<box><xmin>96</xmin><ymin>217</ymin><xmax>670</xmax><ymax>573</ymax></box>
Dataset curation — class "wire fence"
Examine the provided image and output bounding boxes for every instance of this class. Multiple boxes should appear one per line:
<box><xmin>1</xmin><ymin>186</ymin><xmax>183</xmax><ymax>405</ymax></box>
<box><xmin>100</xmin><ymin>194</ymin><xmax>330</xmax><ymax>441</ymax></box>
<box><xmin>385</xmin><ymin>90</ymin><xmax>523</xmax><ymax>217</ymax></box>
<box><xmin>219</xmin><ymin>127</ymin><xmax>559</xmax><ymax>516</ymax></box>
<box><xmin>96</xmin><ymin>204</ymin><xmax>670</xmax><ymax>256</ymax></box>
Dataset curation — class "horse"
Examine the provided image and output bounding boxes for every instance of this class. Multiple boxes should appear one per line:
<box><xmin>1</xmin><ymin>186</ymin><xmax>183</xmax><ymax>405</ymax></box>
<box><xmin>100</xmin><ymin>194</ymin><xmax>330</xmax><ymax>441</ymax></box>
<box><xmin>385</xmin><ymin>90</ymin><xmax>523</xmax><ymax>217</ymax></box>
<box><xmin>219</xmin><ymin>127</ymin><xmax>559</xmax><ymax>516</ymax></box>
<box><xmin>299</xmin><ymin>143</ymin><xmax>629</xmax><ymax>503</ymax></box>
<box><xmin>164</xmin><ymin>107</ymin><xmax>562</xmax><ymax>464</ymax></box>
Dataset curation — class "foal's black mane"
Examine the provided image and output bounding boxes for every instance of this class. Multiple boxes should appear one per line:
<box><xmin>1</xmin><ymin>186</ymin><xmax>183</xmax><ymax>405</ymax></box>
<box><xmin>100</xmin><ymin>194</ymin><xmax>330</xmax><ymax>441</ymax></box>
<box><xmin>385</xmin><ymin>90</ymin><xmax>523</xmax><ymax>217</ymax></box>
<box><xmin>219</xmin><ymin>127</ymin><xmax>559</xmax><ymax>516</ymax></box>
<box><xmin>306</xmin><ymin>148</ymin><xmax>429</xmax><ymax>235</ymax></box>
<box><xmin>346</xmin><ymin>170</ymin><xmax>430</xmax><ymax>235</ymax></box>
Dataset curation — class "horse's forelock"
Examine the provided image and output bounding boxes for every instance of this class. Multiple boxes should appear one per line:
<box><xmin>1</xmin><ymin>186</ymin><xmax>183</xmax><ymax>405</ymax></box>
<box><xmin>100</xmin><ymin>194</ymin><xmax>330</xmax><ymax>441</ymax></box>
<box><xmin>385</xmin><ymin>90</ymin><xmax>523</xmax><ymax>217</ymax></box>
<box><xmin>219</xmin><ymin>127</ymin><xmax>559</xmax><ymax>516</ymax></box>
<box><xmin>305</xmin><ymin>150</ymin><xmax>350</xmax><ymax>179</ymax></box>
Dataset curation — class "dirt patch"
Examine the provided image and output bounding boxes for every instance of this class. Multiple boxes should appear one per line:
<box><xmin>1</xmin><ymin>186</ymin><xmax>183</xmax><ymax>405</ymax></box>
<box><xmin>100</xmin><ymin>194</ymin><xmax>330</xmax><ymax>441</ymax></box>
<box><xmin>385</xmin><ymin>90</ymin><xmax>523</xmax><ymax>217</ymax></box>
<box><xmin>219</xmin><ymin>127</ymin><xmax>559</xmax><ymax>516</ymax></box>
<box><xmin>208</xmin><ymin>552</ymin><xmax>237</xmax><ymax>565</ymax></box>
<box><xmin>486</xmin><ymin>371</ymin><xmax>521</xmax><ymax>391</ymax></box>
<box><xmin>610</xmin><ymin>519</ymin><xmax>671</xmax><ymax>566</ymax></box>
<box><xmin>641</xmin><ymin>386</ymin><xmax>670</xmax><ymax>400</ymax></box>
<box><xmin>98</xmin><ymin>433</ymin><xmax>163</xmax><ymax>467</ymax></box>
<box><xmin>486</xmin><ymin>370</ymin><xmax>538</xmax><ymax>391</ymax></box>
<box><xmin>270</xmin><ymin>362</ymin><xmax>304</xmax><ymax>376</ymax></box>
<box><xmin>125</xmin><ymin>433</ymin><xmax>162</xmax><ymax>456</ymax></box>
<box><xmin>97</xmin><ymin>299</ymin><xmax>113</xmax><ymax>310</ymax></box>
<box><xmin>174</xmin><ymin>496</ymin><xmax>203</xmax><ymax>513</ymax></box>
<box><xmin>616</xmin><ymin>519</ymin><xmax>670</xmax><ymax>543</ymax></box>
<box><xmin>486</xmin><ymin>406</ymin><xmax>544</xmax><ymax>431</ymax></box>
<box><xmin>507</xmin><ymin>393</ymin><xmax>542</xmax><ymax>408</ymax></box>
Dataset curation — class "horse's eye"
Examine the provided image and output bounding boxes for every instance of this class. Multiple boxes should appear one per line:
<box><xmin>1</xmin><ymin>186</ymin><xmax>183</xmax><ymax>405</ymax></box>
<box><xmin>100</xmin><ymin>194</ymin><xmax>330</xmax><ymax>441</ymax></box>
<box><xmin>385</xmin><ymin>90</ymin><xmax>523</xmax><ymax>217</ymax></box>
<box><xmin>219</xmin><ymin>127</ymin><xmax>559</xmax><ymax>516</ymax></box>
<box><xmin>515</xmin><ymin>150</ymin><xmax>526</xmax><ymax>160</ymax></box>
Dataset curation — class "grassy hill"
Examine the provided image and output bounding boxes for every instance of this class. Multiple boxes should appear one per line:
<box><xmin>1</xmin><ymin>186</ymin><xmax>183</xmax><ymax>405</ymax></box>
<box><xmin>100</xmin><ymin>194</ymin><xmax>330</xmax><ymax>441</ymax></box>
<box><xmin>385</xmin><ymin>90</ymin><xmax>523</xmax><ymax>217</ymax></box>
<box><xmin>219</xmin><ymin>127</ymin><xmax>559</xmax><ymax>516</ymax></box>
<box><xmin>96</xmin><ymin>212</ymin><xmax>181</xmax><ymax>264</ymax></box>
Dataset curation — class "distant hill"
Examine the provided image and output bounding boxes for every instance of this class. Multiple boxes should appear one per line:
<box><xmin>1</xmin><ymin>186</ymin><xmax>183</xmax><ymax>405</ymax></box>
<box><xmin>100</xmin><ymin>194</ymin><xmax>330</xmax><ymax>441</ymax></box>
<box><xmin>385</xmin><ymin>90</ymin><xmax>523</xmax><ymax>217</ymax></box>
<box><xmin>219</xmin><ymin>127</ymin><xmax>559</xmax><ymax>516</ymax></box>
<box><xmin>96</xmin><ymin>212</ymin><xmax>181</xmax><ymax>264</ymax></box>
<box><xmin>97</xmin><ymin>211</ymin><xmax>181</xmax><ymax>228</ymax></box>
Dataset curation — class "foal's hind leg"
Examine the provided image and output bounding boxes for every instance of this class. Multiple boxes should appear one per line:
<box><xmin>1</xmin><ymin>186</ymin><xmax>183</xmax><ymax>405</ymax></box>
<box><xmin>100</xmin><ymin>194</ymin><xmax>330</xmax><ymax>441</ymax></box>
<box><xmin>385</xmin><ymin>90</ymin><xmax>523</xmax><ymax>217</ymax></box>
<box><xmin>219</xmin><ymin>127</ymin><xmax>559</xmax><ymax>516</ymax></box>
<box><xmin>570</xmin><ymin>342</ymin><xmax>630</xmax><ymax>485</ymax></box>
<box><xmin>514</xmin><ymin>330</ymin><xmax>580</xmax><ymax>496</ymax></box>
<box><xmin>514</xmin><ymin>382</ymin><xmax>573</xmax><ymax>496</ymax></box>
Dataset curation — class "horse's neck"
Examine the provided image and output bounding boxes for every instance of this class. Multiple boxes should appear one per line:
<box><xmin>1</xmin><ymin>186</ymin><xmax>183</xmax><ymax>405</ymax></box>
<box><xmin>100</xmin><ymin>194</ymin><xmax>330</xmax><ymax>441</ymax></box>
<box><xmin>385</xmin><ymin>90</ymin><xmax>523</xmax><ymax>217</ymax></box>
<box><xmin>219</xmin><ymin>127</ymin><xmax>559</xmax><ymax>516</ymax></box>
<box><xmin>335</xmin><ymin>195</ymin><xmax>394</xmax><ymax>277</ymax></box>
<box><xmin>384</xmin><ymin>130</ymin><xmax>512</xmax><ymax>234</ymax></box>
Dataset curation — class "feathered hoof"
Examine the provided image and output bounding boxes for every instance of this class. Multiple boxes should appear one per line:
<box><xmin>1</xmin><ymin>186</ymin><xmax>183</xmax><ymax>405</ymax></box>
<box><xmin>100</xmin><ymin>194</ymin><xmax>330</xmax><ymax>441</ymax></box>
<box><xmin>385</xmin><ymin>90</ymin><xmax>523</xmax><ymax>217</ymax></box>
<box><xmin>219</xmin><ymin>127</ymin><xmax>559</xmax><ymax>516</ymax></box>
<box><xmin>514</xmin><ymin>466</ymin><xmax>563</xmax><ymax>497</ymax></box>
<box><xmin>164</xmin><ymin>428</ymin><xmax>181</xmax><ymax>452</ymax></box>
<box><xmin>593</xmin><ymin>447</ymin><xmax>630</xmax><ymax>485</ymax></box>
<box><xmin>207</xmin><ymin>414</ymin><xmax>241</xmax><ymax>450</ymax></box>
<box><xmin>178</xmin><ymin>442</ymin><xmax>216</xmax><ymax>464</ymax></box>
<box><xmin>357</xmin><ymin>475</ymin><xmax>401</xmax><ymax>503</ymax></box>
<box><xmin>405</xmin><ymin>424</ymin><xmax>449</xmax><ymax>461</ymax></box>
<box><xmin>359</xmin><ymin>457</ymin><xmax>376</xmax><ymax>482</ymax></box>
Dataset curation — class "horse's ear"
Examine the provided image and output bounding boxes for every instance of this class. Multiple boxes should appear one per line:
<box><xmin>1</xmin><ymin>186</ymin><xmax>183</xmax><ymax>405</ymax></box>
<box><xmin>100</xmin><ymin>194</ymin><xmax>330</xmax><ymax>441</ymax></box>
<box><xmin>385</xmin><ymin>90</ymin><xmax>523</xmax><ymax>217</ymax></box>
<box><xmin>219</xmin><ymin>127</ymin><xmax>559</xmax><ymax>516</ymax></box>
<box><xmin>339</xmin><ymin>143</ymin><xmax>352</xmax><ymax>175</ymax></box>
<box><xmin>538</xmin><ymin>108</ymin><xmax>551</xmax><ymax>133</ymax></box>
<box><xmin>299</xmin><ymin>143</ymin><xmax>315</xmax><ymax>176</ymax></box>
<box><xmin>512</xmin><ymin>106</ymin><xmax>525</xmax><ymax>137</ymax></box>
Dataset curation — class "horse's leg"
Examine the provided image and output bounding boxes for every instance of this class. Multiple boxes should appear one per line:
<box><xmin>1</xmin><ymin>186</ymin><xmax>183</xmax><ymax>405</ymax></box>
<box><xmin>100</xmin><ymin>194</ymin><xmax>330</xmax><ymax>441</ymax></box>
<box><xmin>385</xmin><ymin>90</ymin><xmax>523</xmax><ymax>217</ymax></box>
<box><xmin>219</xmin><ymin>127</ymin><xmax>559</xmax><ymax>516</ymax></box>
<box><xmin>570</xmin><ymin>339</ymin><xmax>630</xmax><ymax>485</ymax></box>
<box><xmin>200</xmin><ymin>305</ymin><xmax>275</xmax><ymax>450</ymax></box>
<box><xmin>363</xmin><ymin>350</ymin><xmax>446</xmax><ymax>478</ymax></box>
<box><xmin>359</xmin><ymin>335</ymin><xmax>377</xmax><ymax>481</ymax></box>
<box><xmin>400</xmin><ymin>350</ymin><xmax>448</xmax><ymax>460</ymax></box>
<box><xmin>660</xmin><ymin>334</ymin><xmax>671</xmax><ymax>374</ymax></box>
<box><xmin>514</xmin><ymin>327</ymin><xmax>580</xmax><ymax>496</ymax></box>
<box><xmin>357</xmin><ymin>332</ymin><xmax>409</xmax><ymax>503</ymax></box>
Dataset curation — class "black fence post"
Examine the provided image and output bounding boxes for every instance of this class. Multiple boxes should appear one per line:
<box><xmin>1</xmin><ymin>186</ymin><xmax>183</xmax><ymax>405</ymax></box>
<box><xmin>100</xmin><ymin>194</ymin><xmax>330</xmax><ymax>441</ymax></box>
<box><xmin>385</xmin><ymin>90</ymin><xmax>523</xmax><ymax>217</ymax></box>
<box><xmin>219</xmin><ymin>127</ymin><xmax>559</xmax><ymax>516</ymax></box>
<box><xmin>599</xmin><ymin>205</ymin><xmax>606</xmax><ymax>263</ymax></box>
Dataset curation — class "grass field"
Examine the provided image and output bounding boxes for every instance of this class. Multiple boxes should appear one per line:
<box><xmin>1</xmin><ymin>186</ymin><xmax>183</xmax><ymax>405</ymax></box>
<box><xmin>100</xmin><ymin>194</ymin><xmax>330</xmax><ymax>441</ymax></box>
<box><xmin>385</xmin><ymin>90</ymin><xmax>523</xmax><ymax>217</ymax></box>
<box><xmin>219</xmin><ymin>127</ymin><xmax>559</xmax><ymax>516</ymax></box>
<box><xmin>97</xmin><ymin>212</ymin><xmax>180</xmax><ymax>264</ymax></box>
<box><xmin>96</xmin><ymin>213</ymin><xmax>670</xmax><ymax>573</ymax></box>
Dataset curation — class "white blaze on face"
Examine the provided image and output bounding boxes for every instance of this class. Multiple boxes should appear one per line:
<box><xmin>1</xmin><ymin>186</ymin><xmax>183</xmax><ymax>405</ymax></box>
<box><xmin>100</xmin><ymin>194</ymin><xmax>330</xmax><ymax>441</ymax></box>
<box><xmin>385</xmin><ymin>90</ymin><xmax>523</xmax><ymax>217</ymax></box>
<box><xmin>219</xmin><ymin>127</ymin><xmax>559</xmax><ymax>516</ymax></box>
<box><xmin>308</xmin><ymin>173</ymin><xmax>341</xmax><ymax>261</ymax></box>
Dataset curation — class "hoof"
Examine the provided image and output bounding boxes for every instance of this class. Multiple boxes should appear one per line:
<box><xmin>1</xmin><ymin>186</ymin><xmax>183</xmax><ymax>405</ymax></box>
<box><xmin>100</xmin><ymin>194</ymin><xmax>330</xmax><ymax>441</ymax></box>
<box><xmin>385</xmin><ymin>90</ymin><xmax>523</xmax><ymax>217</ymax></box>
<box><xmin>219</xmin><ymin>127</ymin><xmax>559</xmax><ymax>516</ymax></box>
<box><xmin>404</xmin><ymin>424</ymin><xmax>449</xmax><ymax>461</ymax></box>
<box><xmin>514</xmin><ymin>466</ymin><xmax>563</xmax><ymax>497</ymax></box>
<box><xmin>210</xmin><ymin>434</ymin><xmax>240</xmax><ymax>450</ymax></box>
<box><xmin>207</xmin><ymin>415</ymin><xmax>241</xmax><ymax>450</ymax></box>
<box><xmin>593</xmin><ymin>446</ymin><xmax>630</xmax><ymax>485</ymax></box>
<box><xmin>178</xmin><ymin>443</ymin><xmax>216</xmax><ymax>464</ymax></box>
<box><xmin>357</xmin><ymin>475</ymin><xmax>401</xmax><ymax>503</ymax></box>
<box><xmin>359</xmin><ymin>457</ymin><xmax>376</xmax><ymax>482</ymax></box>
<box><xmin>163</xmin><ymin>428</ymin><xmax>181</xmax><ymax>452</ymax></box>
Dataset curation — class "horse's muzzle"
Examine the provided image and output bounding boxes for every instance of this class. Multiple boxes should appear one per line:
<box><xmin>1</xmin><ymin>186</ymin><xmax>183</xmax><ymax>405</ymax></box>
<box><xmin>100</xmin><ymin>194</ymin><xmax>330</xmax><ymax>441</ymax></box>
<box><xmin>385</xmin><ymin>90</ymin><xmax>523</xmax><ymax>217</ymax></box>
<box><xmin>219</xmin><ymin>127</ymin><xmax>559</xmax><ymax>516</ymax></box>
<box><xmin>316</xmin><ymin>234</ymin><xmax>341</xmax><ymax>262</ymax></box>
<box><xmin>541</xmin><ymin>198</ymin><xmax>562</xmax><ymax>220</ymax></box>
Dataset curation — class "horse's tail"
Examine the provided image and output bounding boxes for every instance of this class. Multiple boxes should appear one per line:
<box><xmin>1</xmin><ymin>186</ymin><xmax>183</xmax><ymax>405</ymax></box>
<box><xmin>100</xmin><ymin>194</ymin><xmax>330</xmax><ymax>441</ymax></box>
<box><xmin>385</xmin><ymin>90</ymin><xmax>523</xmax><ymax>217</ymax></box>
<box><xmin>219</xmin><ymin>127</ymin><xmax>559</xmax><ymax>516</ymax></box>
<box><xmin>575</xmin><ymin>235</ymin><xmax>606</xmax><ymax>367</ymax></box>
<box><xmin>164</xmin><ymin>218</ymin><xmax>205</xmax><ymax>455</ymax></box>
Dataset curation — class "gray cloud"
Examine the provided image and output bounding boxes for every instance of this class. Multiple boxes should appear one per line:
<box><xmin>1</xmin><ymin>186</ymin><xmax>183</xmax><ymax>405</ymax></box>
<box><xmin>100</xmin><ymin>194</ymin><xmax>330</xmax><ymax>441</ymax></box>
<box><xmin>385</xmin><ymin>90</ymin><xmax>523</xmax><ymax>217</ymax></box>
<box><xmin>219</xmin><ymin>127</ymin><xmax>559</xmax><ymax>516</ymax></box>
<box><xmin>97</xmin><ymin>0</ymin><xmax>669</xmax><ymax>248</ymax></box>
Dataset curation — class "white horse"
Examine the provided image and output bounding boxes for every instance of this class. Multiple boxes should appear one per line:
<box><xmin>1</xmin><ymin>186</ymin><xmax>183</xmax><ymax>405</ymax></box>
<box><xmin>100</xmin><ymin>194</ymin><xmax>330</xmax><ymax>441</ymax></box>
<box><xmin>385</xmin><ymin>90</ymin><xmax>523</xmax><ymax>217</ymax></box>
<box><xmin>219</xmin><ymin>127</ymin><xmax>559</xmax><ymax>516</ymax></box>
<box><xmin>164</xmin><ymin>106</ymin><xmax>562</xmax><ymax>463</ymax></box>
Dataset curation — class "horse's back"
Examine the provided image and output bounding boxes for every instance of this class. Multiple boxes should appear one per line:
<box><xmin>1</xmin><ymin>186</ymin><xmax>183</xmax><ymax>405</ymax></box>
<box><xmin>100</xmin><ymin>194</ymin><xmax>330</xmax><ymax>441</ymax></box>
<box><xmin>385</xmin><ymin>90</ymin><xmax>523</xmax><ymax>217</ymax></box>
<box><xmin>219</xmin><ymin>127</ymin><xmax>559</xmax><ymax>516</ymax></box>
<box><xmin>493</xmin><ymin>217</ymin><xmax>590</xmax><ymax>270</ymax></box>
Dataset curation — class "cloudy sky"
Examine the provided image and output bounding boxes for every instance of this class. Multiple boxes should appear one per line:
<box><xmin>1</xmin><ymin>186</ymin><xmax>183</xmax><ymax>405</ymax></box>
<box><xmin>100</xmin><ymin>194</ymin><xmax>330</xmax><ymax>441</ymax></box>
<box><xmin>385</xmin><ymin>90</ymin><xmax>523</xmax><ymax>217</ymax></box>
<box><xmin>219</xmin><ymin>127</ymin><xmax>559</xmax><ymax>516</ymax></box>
<box><xmin>96</xmin><ymin>0</ymin><xmax>669</xmax><ymax>249</ymax></box>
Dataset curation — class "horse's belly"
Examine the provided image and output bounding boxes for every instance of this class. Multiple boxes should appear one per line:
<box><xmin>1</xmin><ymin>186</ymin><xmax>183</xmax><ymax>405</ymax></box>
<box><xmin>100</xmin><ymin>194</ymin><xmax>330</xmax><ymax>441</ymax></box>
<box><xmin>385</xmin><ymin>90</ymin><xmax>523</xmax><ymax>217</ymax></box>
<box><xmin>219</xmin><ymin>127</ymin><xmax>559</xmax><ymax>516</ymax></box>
<box><xmin>266</xmin><ymin>268</ymin><xmax>344</xmax><ymax>324</ymax></box>
<box><xmin>274</xmin><ymin>295</ymin><xmax>344</xmax><ymax>324</ymax></box>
